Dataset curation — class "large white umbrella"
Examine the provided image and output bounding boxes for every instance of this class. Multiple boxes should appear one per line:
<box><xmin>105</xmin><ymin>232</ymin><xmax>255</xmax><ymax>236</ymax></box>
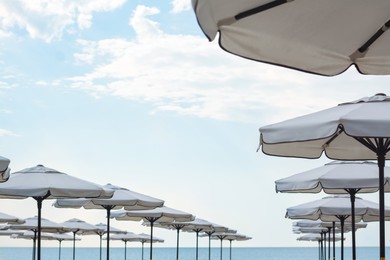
<box><xmin>109</xmin><ymin>232</ymin><xmax>164</xmax><ymax>260</ymax></box>
<box><xmin>54</xmin><ymin>183</ymin><xmax>163</xmax><ymax>260</ymax></box>
<box><xmin>259</xmin><ymin>93</ymin><xmax>390</xmax><ymax>260</ymax></box>
<box><xmin>62</xmin><ymin>218</ymin><xmax>102</xmax><ymax>260</ymax></box>
<box><xmin>275</xmin><ymin>160</ymin><xmax>390</xmax><ymax>259</ymax></box>
<box><xmin>0</xmin><ymin>156</ymin><xmax>10</xmax><ymax>182</ymax></box>
<box><xmin>191</xmin><ymin>0</ymin><xmax>390</xmax><ymax>76</ymax></box>
<box><xmin>111</xmin><ymin>206</ymin><xmax>194</xmax><ymax>260</ymax></box>
<box><xmin>286</xmin><ymin>196</ymin><xmax>390</xmax><ymax>260</ymax></box>
<box><xmin>0</xmin><ymin>164</ymin><xmax>113</xmax><ymax>260</ymax></box>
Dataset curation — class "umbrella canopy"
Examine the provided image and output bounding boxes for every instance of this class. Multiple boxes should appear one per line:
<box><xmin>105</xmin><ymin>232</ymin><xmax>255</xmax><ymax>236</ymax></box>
<box><xmin>192</xmin><ymin>0</ymin><xmax>390</xmax><ymax>76</ymax></box>
<box><xmin>112</xmin><ymin>206</ymin><xmax>194</xmax><ymax>260</ymax></box>
<box><xmin>276</xmin><ymin>161</ymin><xmax>390</xmax><ymax>194</ymax></box>
<box><xmin>54</xmin><ymin>183</ymin><xmax>163</xmax><ymax>260</ymax></box>
<box><xmin>0</xmin><ymin>156</ymin><xmax>10</xmax><ymax>182</ymax></box>
<box><xmin>286</xmin><ymin>196</ymin><xmax>390</xmax><ymax>222</ymax></box>
<box><xmin>0</xmin><ymin>164</ymin><xmax>113</xmax><ymax>260</ymax></box>
<box><xmin>62</xmin><ymin>218</ymin><xmax>102</xmax><ymax>260</ymax></box>
<box><xmin>9</xmin><ymin>216</ymin><xmax>68</xmax><ymax>233</ymax></box>
<box><xmin>259</xmin><ymin>93</ymin><xmax>390</xmax><ymax>260</ymax></box>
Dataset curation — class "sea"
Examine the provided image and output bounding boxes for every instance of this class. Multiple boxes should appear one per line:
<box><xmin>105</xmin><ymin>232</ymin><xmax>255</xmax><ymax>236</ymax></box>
<box><xmin>0</xmin><ymin>247</ymin><xmax>387</xmax><ymax>260</ymax></box>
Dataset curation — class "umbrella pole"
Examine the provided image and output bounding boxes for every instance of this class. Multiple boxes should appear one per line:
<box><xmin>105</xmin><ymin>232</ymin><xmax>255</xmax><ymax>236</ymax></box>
<box><xmin>34</xmin><ymin>192</ymin><xmax>50</xmax><ymax>260</ymax></box>
<box><xmin>206</xmin><ymin>231</ymin><xmax>213</xmax><ymax>260</ymax></box>
<box><xmin>332</xmin><ymin>221</ymin><xmax>335</xmax><ymax>260</ymax></box>
<box><xmin>33</xmin><ymin>230</ymin><xmax>37</xmax><ymax>260</ymax></box>
<box><xmin>346</xmin><ymin>188</ymin><xmax>359</xmax><ymax>260</ymax></box>
<box><xmin>99</xmin><ymin>234</ymin><xmax>103</xmax><ymax>260</ymax></box>
<box><xmin>318</xmin><ymin>241</ymin><xmax>320</xmax><ymax>260</ymax></box>
<box><xmin>378</xmin><ymin>150</ymin><xmax>386</xmax><ymax>260</ymax></box>
<box><xmin>229</xmin><ymin>240</ymin><xmax>232</xmax><ymax>260</ymax></box>
<box><xmin>324</xmin><ymin>232</ymin><xmax>327</xmax><ymax>260</ymax></box>
<box><xmin>59</xmin><ymin>240</ymin><xmax>62</xmax><ymax>260</ymax></box>
<box><xmin>176</xmin><ymin>227</ymin><xmax>180</xmax><ymax>260</ymax></box>
<box><xmin>193</xmin><ymin>229</ymin><xmax>202</xmax><ymax>260</ymax></box>
<box><xmin>220</xmin><ymin>237</ymin><xmax>223</xmax><ymax>260</ymax></box>
<box><xmin>106</xmin><ymin>206</ymin><xmax>114</xmax><ymax>260</ymax></box>
<box><xmin>142</xmin><ymin>241</ymin><xmax>144</xmax><ymax>260</ymax></box>
<box><xmin>327</xmin><ymin>227</ymin><xmax>331</xmax><ymax>260</ymax></box>
<box><xmin>336</xmin><ymin>216</ymin><xmax>347</xmax><ymax>260</ymax></box>
<box><xmin>320</xmin><ymin>233</ymin><xmax>323</xmax><ymax>260</ymax></box>
<box><xmin>72</xmin><ymin>230</ymin><xmax>78</xmax><ymax>260</ymax></box>
<box><xmin>124</xmin><ymin>240</ymin><xmax>127</xmax><ymax>260</ymax></box>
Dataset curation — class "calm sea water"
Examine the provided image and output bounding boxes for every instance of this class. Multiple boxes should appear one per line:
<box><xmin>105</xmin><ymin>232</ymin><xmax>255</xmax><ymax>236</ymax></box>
<box><xmin>0</xmin><ymin>247</ymin><xmax>387</xmax><ymax>260</ymax></box>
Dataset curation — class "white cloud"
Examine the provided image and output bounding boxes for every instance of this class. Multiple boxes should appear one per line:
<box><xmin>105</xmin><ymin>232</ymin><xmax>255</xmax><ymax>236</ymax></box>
<box><xmin>69</xmin><ymin>4</ymin><xmax>389</xmax><ymax>123</ymax></box>
<box><xmin>171</xmin><ymin>0</ymin><xmax>192</xmax><ymax>13</ymax></box>
<box><xmin>0</xmin><ymin>0</ymin><xmax>127</xmax><ymax>42</ymax></box>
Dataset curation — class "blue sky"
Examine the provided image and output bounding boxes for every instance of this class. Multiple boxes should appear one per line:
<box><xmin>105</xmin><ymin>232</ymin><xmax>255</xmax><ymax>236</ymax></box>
<box><xmin>0</xmin><ymin>0</ymin><xmax>390</xmax><ymax>250</ymax></box>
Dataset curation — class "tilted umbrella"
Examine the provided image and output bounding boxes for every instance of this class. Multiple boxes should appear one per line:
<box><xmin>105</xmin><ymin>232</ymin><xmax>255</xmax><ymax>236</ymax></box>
<box><xmin>0</xmin><ymin>156</ymin><xmax>10</xmax><ymax>182</ymax></box>
<box><xmin>259</xmin><ymin>93</ymin><xmax>390</xmax><ymax>260</ymax></box>
<box><xmin>192</xmin><ymin>0</ymin><xmax>390</xmax><ymax>76</ymax></box>
<box><xmin>286</xmin><ymin>196</ymin><xmax>390</xmax><ymax>260</ymax></box>
<box><xmin>111</xmin><ymin>206</ymin><xmax>194</xmax><ymax>260</ymax></box>
<box><xmin>54</xmin><ymin>183</ymin><xmax>164</xmax><ymax>260</ymax></box>
<box><xmin>0</xmin><ymin>165</ymin><xmax>113</xmax><ymax>260</ymax></box>
<box><xmin>109</xmin><ymin>232</ymin><xmax>164</xmax><ymax>260</ymax></box>
<box><xmin>62</xmin><ymin>218</ymin><xmax>102</xmax><ymax>260</ymax></box>
<box><xmin>9</xmin><ymin>216</ymin><xmax>70</xmax><ymax>260</ymax></box>
<box><xmin>275</xmin><ymin>160</ymin><xmax>390</xmax><ymax>259</ymax></box>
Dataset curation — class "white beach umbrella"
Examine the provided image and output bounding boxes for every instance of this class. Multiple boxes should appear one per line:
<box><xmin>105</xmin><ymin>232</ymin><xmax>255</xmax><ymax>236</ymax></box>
<box><xmin>222</xmin><ymin>234</ymin><xmax>251</xmax><ymax>260</ymax></box>
<box><xmin>286</xmin><ymin>196</ymin><xmax>390</xmax><ymax>260</ymax></box>
<box><xmin>111</xmin><ymin>206</ymin><xmax>194</xmax><ymax>260</ymax></box>
<box><xmin>109</xmin><ymin>232</ymin><xmax>164</xmax><ymax>260</ymax></box>
<box><xmin>192</xmin><ymin>0</ymin><xmax>390</xmax><ymax>76</ymax></box>
<box><xmin>54</xmin><ymin>183</ymin><xmax>163</xmax><ymax>260</ymax></box>
<box><xmin>62</xmin><ymin>218</ymin><xmax>102</xmax><ymax>260</ymax></box>
<box><xmin>259</xmin><ymin>93</ymin><xmax>390</xmax><ymax>260</ymax></box>
<box><xmin>275</xmin><ymin>160</ymin><xmax>390</xmax><ymax>259</ymax></box>
<box><xmin>0</xmin><ymin>164</ymin><xmax>113</xmax><ymax>260</ymax></box>
<box><xmin>0</xmin><ymin>156</ymin><xmax>10</xmax><ymax>182</ymax></box>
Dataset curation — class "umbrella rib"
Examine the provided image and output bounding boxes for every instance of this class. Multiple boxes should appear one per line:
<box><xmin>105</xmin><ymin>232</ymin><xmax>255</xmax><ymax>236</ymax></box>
<box><xmin>323</xmin><ymin>126</ymin><xmax>344</xmax><ymax>148</ymax></box>
<box><xmin>356</xmin><ymin>19</ymin><xmax>390</xmax><ymax>55</ymax></box>
<box><xmin>235</xmin><ymin>0</ymin><xmax>291</xmax><ymax>21</ymax></box>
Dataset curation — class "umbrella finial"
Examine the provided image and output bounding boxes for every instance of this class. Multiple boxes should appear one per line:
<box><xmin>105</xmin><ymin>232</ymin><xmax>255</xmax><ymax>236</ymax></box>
<box><xmin>375</xmin><ymin>93</ymin><xmax>387</xmax><ymax>96</ymax></box>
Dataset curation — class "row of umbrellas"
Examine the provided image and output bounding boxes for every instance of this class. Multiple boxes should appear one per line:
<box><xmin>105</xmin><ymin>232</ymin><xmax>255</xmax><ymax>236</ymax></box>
<box><xmin>0</xmin><ymin>163</ymin><xmax>251</xmax><ymax>260</ymax></box>
<box><xmin>191</xmin><ymin>2</ymin><xmax>390</xmax><ymax>259</ymax></box>
<box><xmin>274</xmin><ymin>160</ymin><xmax>390</xmax><ymax>260</ymax></box>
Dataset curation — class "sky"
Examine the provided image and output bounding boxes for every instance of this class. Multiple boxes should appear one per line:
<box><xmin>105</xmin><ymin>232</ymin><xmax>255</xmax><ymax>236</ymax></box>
<box><xmin>0</xmin><ymin>0</ymin><xmax>390</xmax><ymax>250</ymax></box>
